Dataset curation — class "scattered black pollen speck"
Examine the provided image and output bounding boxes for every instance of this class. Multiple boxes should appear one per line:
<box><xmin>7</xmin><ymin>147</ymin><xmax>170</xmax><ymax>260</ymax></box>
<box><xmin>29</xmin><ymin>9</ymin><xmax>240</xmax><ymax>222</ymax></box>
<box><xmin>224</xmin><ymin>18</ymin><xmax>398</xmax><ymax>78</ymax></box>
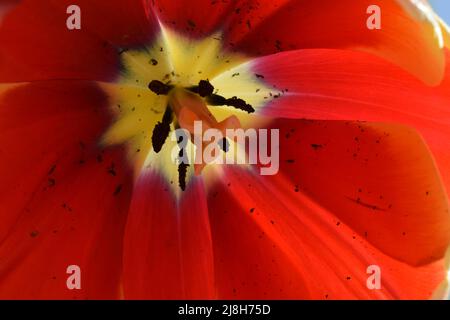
<box><xmin>250</xmin><ymin>208</ymin><xmax>255</xmax><ymax>213</ymax></box>
<box><xmin>150</xmin><ymin>58</ymin><xmax>158</xmax><ymax>66</ymax></box>
<box><xmin>113</xmin><ymin>184</ymin><xmax>123</xmax><ymax>196</ymax></box>
<box><xmin>286</xmin><ymin>159</ymin><xmax>295</xmax><ymax>164</ymax></box>
<box><xmin>275</xmin><ymin>40</ymin><xmax>282</xmax><ymax>51</ymax></box>
<box><xmin>48</xmin><ymin>178</ymin><xmax>56</xmax><ymax>187</ymax></box>
<box><xmin>255</xmin><ymin>74</ymin><xmax>265</xmax><ymax>79</ymax></box>
<box><xmin>346</xmin><ymin>196</ymin><xmax>386</xmax><ymax>211</ymax></box>
<box><xmin>30</xmin><ymin>230</ymin><xmax>39</xmax><ymax>238</ymax></box>
<box><xmin>108</xmin><ymin>163</ymin><xmax>117</xmax><ymax>176</ymax></box>
<box><xmin>311</xmin><ymin>144</ymin><xmax>323</xmax><ymax>150</ymax></box>
<box><xmin>48</xmin><ymin>164</ymin><xmax>56</xmax><ymax>175</ymax></box>
<box><xmin>187</xmin><ymin>19</ymin><xmax>196</xmax><ymax>28</ymax></box>
<box><xmin>62</xmin><ymin>203</ymin><xmax>73</xmax><ymax>212</ymax></box>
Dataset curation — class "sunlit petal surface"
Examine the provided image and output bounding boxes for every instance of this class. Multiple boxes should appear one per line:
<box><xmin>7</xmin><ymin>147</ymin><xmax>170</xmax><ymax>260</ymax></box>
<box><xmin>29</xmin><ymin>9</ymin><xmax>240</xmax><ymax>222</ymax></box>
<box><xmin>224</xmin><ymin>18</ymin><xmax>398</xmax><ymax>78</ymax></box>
<box><xmin>0</xmin><ymin>0</ymin><xmax>449</xmax><ymax>300</ymax></box>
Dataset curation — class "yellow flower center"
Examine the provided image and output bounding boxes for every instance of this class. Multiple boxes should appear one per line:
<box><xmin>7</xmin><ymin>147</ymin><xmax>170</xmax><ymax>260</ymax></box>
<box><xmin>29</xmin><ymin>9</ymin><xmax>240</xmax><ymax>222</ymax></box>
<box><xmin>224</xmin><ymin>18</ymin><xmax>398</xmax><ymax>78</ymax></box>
<box><xmin>99</xmin><ymin>25</ymin><xmax>273</xmax><ymax>192</ymax></box>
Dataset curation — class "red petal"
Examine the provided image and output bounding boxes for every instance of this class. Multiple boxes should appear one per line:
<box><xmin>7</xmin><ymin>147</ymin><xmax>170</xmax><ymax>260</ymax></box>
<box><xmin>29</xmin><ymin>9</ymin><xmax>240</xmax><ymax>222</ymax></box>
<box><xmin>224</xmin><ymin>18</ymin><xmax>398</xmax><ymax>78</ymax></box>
<box><xmin>0</xmin><ymin>0</ymin><xmax>18</xmax><ymax>21</ymax></box>
<box><xmin>149</xmin><ymin>0</ymin><xmax>236</xmax><ymax>38</ymax></box>
<box><xmin>207</xmin><ymin>185</ymin><xmax>310</xmax><ymax>299</ymax></box>
<box><xmin>48</xmin><ymin>0</ymin><xmax>158</xmax><ymax>46</ymax></box>
<box><xmin>253</xmin><ymin>49</ymin><xmax>450</xmax><ymax>196</ymax></box>
<box><xmin>227</xmin><ymin>0</ymin><xmax>444</xmax><ymax>85</ymax></box>
<box><xmin>0</xmin><ymin>0</ymin><xmax>157</xmax><ymax>82</ymax></box>
<box><xmin>208</xmin><ymin>161</ymin><xmax>448</xmax><ymax>299</ymax></box>
<box><xmin>0</xmin><ymin>81</ymin><xmax>132</xmax><ymax>299</ymax></box>
<box><xmin>263</xmin><ymin>119</ymin><xmax>450</xmax><ymax>266</ymax></box>
<box><xmin>123</xmin><ymin>173</ymin><xmax>215</xmax><ymax>299</ymax></box>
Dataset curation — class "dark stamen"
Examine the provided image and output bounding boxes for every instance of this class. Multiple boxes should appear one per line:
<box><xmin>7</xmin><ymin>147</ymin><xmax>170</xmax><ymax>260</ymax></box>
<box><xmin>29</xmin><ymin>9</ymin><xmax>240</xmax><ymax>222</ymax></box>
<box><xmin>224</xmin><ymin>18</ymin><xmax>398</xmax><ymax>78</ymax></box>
<box><xmin>188</xmin><ymin>79</ymin><xmax>215</xmax><ymax>97</ymax></box>
<box><xmin>177</xmin><ymin>135</ymin><xmax>189</xmax><ymax>191</ymax></box>
<box><xmin>207</xmin><ymin>94</ymin><xmax>255</xmax><ymax>113</ymax></box>
<box><xmin>151</xmin><ymin>106</ymin><xmax>173</xmax><ymax>153</ymax></box>
<box><xmin>206</xmin><ymin>94</ymin><xmax>227</xmax><ymax>105</ymax></box>
<box><xmin>178</xmin><ymin>163</ymin><xmax>189</xmax><ymax>191</ymax></box>
<box><xmin>197</xmin><ymin>80</ymin><xmax>214</xmax><ymax>97</ymax></box>
<box><xmin>148</xmin><ymin>80</ymin><xmax>173</xmax><ymax>95</ymax></box>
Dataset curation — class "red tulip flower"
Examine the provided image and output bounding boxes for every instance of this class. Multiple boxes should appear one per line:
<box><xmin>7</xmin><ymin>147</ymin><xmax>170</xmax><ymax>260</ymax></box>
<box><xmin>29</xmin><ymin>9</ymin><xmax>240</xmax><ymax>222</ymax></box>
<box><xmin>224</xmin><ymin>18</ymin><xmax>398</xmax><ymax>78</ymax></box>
<box><xmin>0</xmin><ymin>0</ymin><xmax>449</xmax><ymax>300</ymax></box>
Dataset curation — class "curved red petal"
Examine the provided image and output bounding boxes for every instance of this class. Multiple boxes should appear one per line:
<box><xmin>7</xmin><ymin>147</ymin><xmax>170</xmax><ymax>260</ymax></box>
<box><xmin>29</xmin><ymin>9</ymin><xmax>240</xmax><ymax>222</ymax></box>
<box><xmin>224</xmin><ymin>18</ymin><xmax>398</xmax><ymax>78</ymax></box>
<box><xmin>208</xmin><ymin>164</ymin><xmax>448</xmax><ymax>299</ymax></box>
<box><xmin>0</xmin><ymin>0</ymin><xmax>18</xmax><ymax>22</ymax></box>
<box><xmin>0</xmin><ymin>0</ymin><xmax>116</xmax><ymax>81</ymax></box>
<box><xmin>0</xmin><ymin>0</ymin><xmax>157</xmax><ymax>82</ymax></box>
<box><xmin>253</xmin><ymin>49</ymin><xmax>450</xmax><ymax>195</ymax></box>
<box><xmin>0</xmin><ymin>81</ymin><xmax>132</xmax><ymax>299</ymax></box>
<box><xmin>48</xmin><ymin>0</ymin><xmax>158</xmax><ymax>46</ymax></box>
<box><xmin>123</xmin><ymin>173</ymin><xmax>215</xmax><ymax>299</ymax></box>
<box><xmin>228</xmin><ymin>0</ymin><xmax>444</xmax><ymax>85</ymax></box>
<box><xmin>261</xmin><ymin>119</ymin><xmax>450</xmax><ymax>266</ymax></box>
<box><xmin>149</xmin><ymin>0</ymin><xmax>236</xmax><ymax>38</ymax></box>
<box><xmin>207</xmin><ymin>186</ymin><xmax>310</xmax><ymax>299</ymax></box>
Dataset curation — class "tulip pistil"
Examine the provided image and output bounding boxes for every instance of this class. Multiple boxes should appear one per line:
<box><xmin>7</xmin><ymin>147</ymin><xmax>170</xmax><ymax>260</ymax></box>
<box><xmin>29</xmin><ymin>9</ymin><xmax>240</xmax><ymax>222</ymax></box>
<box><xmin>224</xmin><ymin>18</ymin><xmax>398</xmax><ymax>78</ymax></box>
<box><xmin>148</xmin><ymin>79</ymin><xmax>255</xmax><ymax>156</ymax></box>
<box><xmin>147</xmin><ymin>79</ymin><xmax>255</xmax><ymax>189</ymax></box>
